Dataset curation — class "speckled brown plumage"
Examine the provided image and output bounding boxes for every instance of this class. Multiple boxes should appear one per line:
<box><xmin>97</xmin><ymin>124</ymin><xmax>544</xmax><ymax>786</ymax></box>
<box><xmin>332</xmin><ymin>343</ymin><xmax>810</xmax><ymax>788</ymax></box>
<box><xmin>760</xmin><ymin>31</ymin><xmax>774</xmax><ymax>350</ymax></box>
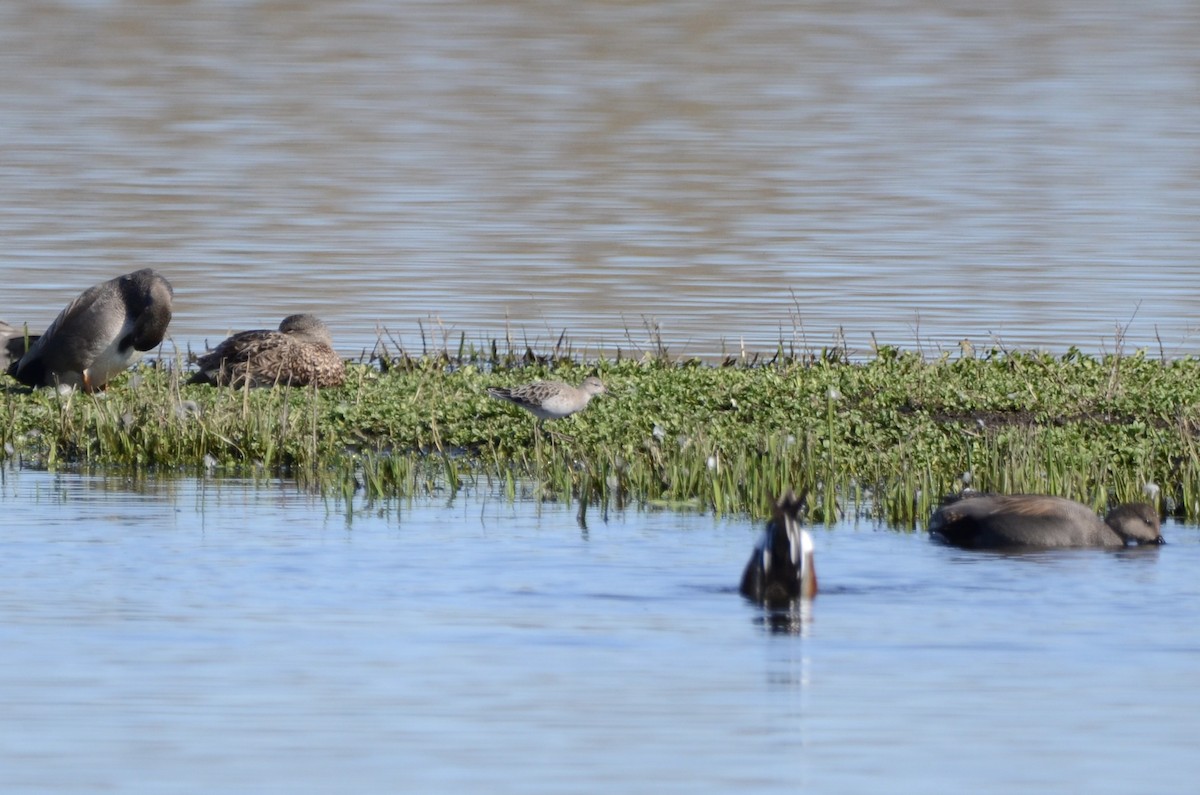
<box><xmin>486</xmin><ymin>376</ymin><xmax>607</xmax><ymax>421</ymax></box>
<box><xmin>190</xmin><ymin>314</ymin><xmax>345</xmax><ymax>388</ymax></box>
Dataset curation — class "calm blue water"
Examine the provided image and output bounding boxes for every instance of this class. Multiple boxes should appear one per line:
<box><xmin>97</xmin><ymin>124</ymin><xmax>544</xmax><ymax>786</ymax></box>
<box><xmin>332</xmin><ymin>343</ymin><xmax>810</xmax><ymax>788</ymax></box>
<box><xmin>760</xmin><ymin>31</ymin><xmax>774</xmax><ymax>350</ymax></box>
<box><xmin>0</xmin><ymin>469</ymin><xmax>1196</xmax><ymax>793</ymax></box>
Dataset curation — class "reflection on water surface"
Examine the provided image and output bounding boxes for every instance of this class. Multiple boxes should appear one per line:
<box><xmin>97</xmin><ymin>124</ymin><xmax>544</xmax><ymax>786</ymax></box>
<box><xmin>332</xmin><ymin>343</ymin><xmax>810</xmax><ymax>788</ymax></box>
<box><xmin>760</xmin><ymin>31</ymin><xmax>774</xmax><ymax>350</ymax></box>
<box><xmin>0</xmin><ymin>470</ymin><xmax>1197</xmax><ymax>793</ymax></box>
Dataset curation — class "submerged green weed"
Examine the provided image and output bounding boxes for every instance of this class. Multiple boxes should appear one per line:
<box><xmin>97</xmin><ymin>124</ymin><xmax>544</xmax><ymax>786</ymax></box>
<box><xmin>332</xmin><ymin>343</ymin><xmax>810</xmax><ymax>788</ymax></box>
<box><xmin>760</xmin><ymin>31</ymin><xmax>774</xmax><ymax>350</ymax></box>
<box><xmin>4</xmin><ymin>347</ymin><xmax>1200</xmax><ymax>524</ymax></box>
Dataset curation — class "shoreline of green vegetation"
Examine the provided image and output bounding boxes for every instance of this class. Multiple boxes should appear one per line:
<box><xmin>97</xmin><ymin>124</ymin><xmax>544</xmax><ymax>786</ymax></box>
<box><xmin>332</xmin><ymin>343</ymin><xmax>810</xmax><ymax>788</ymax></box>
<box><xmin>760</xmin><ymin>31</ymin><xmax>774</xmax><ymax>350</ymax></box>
<box><xmin>4</xmin><ymin>343</ymin><xmax>1199</xmax><ymax>525</ymax></box>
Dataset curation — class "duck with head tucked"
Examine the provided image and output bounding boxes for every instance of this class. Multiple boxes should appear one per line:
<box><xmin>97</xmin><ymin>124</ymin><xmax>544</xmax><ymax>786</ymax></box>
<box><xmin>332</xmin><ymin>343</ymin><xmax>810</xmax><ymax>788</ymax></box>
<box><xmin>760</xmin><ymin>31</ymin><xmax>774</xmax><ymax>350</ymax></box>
<box><xmin>929</xmin><ymin>492</ymin><xmax>1164</xmax><ymax>549</ymax></box>
<box><xmin>11</xmin><ymin>268</ymin><xmax>173</xmax><ymax>391</ymax></box>
<box><xmin>740</xmin><ymin>491</ymin><xmax>817</xmax><ymax>606</ymax></box>
<box><xmin>190</xmin><ymin>313</ymin><xmax>345</xmax><ymax>388</ymax></box>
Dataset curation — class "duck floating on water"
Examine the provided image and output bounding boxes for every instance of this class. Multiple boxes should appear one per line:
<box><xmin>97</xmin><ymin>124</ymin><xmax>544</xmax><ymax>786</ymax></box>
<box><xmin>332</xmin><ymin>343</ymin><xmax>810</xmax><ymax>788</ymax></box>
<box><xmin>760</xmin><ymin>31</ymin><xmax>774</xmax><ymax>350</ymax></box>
<box><xmin>190</xmin><ymin>313</ymin><xmax>345</xmax><ymax>388</ymax></box>
<box><xmin>10</xmin><ymin>269</ymin><xmax>173</xmax><ymax>391</ymax></box>
<box><xmin>929</xmin><ymin>492</ymin><xmax>1164</xmax><ymax>549</ymax></box>
<box><xmin>740</xmin><ymin>491</ymin><xmax>817</xmax><ymax>605</ymax></box>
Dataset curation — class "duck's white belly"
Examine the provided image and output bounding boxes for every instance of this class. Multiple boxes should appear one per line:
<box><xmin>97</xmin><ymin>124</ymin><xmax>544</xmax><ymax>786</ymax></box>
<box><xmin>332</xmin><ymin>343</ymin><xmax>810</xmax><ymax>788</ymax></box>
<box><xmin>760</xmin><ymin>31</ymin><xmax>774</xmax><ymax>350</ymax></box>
<box><xmin>84</xmin><ymin>320</ymin><xmax>141</xmax><ymax>388</ymax></box>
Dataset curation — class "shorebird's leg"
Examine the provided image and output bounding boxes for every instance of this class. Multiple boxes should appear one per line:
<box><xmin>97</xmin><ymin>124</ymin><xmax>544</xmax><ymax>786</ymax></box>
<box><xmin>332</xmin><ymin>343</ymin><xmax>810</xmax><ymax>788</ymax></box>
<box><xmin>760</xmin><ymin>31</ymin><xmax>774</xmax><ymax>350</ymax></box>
<box><xmin>545</xmin><ymin>422</ymin><xmax>576</xmax><ymax>443</ymax></box>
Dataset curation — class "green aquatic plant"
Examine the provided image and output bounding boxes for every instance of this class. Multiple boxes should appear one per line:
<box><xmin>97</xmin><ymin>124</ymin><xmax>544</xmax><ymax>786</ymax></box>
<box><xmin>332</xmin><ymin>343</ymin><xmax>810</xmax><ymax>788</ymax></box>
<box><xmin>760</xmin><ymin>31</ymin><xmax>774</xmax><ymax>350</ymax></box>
<box><xmin>3</xmin><ymin>345</ymin><xmax>1200</xmax><ymax>523</ymax></box>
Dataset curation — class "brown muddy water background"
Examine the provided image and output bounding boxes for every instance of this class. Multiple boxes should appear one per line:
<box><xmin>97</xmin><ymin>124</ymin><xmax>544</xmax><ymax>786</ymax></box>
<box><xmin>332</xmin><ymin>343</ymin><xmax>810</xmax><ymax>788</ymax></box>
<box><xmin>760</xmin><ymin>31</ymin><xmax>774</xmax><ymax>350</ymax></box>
<box><xmin>1</xmin><ymin>2</ymin><xmax>1200</xmax><ymax>792</ymax></box>
<box><xmin>1</xmin><ymin>0</ymin><xmax>1197</xmax><ymax>359</ymax></box>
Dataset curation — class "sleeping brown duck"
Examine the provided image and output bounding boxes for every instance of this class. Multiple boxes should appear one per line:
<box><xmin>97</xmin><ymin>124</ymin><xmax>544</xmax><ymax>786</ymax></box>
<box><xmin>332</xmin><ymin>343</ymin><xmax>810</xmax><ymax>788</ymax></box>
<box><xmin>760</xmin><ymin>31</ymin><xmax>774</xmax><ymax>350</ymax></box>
<box><xmin>929</xmin><ymin>493</ymin><xmax>1163</xmax><ymax>549</ymax></box>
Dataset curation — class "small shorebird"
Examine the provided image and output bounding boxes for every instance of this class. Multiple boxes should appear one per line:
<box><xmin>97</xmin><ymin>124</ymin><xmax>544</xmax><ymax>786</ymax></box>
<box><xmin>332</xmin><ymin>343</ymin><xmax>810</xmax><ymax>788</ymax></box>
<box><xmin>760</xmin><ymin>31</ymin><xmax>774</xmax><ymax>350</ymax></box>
<box><xmin>929</xmin><ymin>493</ymin><xmax>1163</xmax><ymax>548</ymax></box>
<box><xmin>486</xmin><ymin>375</ymin><xmax>607</xmax><ymax>428</ymax></box>
<box><xmin>11</xmin><ymin>268</ymin><xmax>173</xmax><ymax>391</ymax></box>
<box><xmin>190</xmin><ymin>313</ymin><xmax>346</xmax><ymax>388</ymax></box>
<box><xmin>740</xmin><ymin>491</ymin><xmax>817</xmax><ymax>605</ymax></box>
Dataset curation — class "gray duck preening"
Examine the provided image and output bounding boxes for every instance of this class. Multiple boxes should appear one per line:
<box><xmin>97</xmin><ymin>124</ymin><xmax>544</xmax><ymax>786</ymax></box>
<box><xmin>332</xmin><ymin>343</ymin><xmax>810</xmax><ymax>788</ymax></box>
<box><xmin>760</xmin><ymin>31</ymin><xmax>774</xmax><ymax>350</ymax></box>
<box><xmin>929</xmin><ymin>492</ymin><xmax>1164</xmax><ymax>549</ymax></box>
<box><xmin>740</xmin><ymin>491</ymin><xmax>818</xmax><ymax>605</ymax></box>
<box><xmin>190</xmin><ymin>313</ymin><xmax>345</xmax><ymax>388</ymax></box>
<box><xmin>11</xmin><ymin>269</ymin><xmax>173</xmax><ymax>391</ymax></box>
<box><xmin>486</xmin><ymin>376</ymin><xmax>607</xmax><ymax>424</ymax></box>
